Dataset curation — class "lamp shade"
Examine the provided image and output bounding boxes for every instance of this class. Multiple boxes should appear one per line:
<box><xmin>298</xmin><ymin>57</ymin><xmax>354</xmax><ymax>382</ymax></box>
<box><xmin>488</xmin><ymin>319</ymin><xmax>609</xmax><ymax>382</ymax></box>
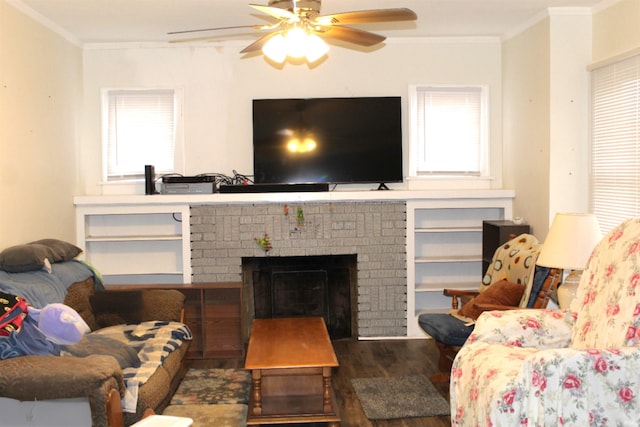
<box><xmin>537</xmin><ymin>213</ymin><xmax>602</xmax><ymax>270</ymax></box>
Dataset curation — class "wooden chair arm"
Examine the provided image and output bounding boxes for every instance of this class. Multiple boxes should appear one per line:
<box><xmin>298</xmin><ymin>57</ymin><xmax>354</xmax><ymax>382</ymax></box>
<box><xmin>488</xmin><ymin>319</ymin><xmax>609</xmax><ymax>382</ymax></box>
<box><xmin>443</xmin><ymin>289</ymin><xmax>480</xmax><ymax>310</ymax></box>
<box><xmin>443</xmin><ymin>289</ymin><xmax>480</xmax><ymax>297</ymax></box>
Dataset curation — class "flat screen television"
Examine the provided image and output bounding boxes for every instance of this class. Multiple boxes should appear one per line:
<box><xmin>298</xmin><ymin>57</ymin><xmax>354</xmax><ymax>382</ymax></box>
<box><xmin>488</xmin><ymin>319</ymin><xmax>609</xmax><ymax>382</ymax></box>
<box><xmin>252</xmin><ymin>96</ymin><xmax>403</xmax><ymax>186</ymax></box>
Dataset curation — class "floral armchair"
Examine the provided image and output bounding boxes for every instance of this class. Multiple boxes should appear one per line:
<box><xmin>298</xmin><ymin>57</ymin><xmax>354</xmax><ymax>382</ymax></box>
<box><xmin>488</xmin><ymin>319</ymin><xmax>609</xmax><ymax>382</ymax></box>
<box><xmin>450</xmin><ymin>217</ymin><xmax>640</xmax><ymax>426</ymax></box>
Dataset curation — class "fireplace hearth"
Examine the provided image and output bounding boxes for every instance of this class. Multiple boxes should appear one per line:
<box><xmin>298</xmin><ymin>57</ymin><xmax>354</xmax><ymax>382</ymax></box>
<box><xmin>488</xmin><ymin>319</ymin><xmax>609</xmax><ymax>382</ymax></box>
<box><xmin>242</xmin><ymin>255</ymin><xmax>357</xmax><ymax>339</ymax></box>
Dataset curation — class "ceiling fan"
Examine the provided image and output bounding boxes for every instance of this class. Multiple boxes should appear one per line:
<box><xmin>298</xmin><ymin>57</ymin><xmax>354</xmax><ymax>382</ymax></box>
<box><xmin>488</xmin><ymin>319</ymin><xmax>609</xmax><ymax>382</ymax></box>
<box><xmin>169</xmin><ymin>0</ymin><xmax>417</xmax><ymax>63</ymax></box>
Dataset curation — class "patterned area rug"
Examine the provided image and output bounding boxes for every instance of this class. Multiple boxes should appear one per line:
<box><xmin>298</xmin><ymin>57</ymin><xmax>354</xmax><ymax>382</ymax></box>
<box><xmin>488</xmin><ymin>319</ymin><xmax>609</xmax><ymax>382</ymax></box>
<box><xmin>164</xmin><ymin>368</ymin><xmax>251</xmax><ymax>427</ymax></box>
<box><xmin>170</xmin><ymin>368</ymin><xmax>251</xmax><ymax>405</ymax></box>
<box><xmin>163</xmin><ymin>404</ymin><xmax>247</xmax><ymax>427</ymax></box>
<box><xmin>351</xmin><ymin>374</ymin><xmax>450</xmax><ymax>419</ymax></box>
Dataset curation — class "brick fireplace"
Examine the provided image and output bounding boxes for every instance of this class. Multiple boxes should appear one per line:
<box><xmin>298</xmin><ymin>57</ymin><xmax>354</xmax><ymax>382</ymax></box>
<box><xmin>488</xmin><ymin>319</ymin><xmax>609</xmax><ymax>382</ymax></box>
<box><xmin>190</xmin><ymin>201</ymin><xmax>407</xmax><ymax>338</ymax></box>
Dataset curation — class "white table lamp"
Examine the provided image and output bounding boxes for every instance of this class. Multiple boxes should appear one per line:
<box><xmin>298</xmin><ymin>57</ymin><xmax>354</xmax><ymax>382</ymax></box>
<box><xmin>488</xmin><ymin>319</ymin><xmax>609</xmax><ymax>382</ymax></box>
<box><xmin>537</xmin><ymin>213</ymin><xmax>602</xmax><ymax>309</ymax></box>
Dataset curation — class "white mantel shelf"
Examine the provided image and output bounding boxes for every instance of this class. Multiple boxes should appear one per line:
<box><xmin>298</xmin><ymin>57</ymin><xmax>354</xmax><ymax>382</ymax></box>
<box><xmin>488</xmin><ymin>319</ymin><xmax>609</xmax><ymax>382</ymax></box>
<box><xmin>74</xmin><ymin>189</ymin><xmax>515</xmax><ymax>206</ymax></box>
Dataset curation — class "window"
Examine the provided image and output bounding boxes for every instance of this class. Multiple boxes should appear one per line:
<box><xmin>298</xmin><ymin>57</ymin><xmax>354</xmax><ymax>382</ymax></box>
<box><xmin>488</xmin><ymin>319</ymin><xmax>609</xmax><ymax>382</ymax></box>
<box><xmin>102</xmin><ymin>89</ymin><xmax>182</xmax><ymax>181</ymax></box>
<box><xmin>409</xmin><ymin>85</ymin><xmax>488</xmax><ymax>177</ymax></box>
<box><xmin>590</xmin><ymin>54</ymin><xmax>640</xmax><ymax>233</ymax></box>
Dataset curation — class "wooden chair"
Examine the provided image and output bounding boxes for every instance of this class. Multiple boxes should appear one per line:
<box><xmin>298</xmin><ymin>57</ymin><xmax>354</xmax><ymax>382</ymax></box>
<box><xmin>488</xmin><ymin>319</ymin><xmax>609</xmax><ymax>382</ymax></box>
<box><xmin>418</xmin><ymin>234</ymin><xmax>561</xmax><ymax>382</ymax></box>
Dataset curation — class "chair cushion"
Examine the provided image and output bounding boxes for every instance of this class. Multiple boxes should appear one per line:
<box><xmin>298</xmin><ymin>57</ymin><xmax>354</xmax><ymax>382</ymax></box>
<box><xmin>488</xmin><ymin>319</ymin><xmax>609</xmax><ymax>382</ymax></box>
<box><xmin>418</xmin><ymin>313</ymin><xmax>474</xmax><ymax>346</ymax></box>
<box><xmin>481</xmin><ymin>234</ymin><xmax>540</xmax><ymax>292</ymax></box>
<box><xmin>478</xmin><ymin>234</ymin><xmax>541</xmax><ymax>307</ymax></box>
<box><xmin>456</xmin><ymin>279</ymin><xmax>525</xmax><ymax>321</ymax></box>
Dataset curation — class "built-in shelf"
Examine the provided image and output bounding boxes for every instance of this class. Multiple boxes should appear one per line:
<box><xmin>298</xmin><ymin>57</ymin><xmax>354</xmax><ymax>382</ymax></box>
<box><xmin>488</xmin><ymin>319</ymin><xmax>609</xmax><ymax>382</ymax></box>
<box><xmin>415</xmin><ymin>255</ymin><xmax>483</xmax><ymax>263</ymax></box>
<box><xmin>415</xmin><ymin>226</ymin><xmax>482</xmax><ymax>233</ymax></box>
<box><xmin>406</xmin><ymin>198</ymin><xmax>514</xmax><ymax>337</ymax></box>
<box><xmin>85</xmin><ymin>235</ymin><xmax>182</xmax><ymax>242</ymax></box>
<box><xmin>75</xmin><ymin>204</ymin><xmax>191</xmax><ymax>284</ymax></box>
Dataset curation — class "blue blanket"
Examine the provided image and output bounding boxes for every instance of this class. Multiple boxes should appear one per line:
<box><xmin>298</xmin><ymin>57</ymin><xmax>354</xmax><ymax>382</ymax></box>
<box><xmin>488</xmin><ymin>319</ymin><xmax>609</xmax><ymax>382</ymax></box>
<box><xmin>0</xmin><ymin>261</ymin><xmax>103</xmax><ymax>308</ymax></box>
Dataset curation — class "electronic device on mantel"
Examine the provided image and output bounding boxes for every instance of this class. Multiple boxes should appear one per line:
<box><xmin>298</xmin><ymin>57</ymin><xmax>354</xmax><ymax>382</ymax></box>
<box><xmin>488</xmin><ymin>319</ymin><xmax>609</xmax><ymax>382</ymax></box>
<box><xmin>219</xmin><ymin>182</ymin><xmax>329</xmax><ymax>193</ymax></box>
<box><xmin>252</xmin><ymin>96</ymin><xmax>403</xmax><ymax>191</ymax></box>
<box><xmin>160</xmin><ymin>176</ymin><xmax>216</xmax><ymax>194</ymax></box>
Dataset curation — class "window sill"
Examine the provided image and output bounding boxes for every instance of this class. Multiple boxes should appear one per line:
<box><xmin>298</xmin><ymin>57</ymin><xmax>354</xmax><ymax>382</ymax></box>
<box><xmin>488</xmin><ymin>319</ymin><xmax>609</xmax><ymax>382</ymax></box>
<box><xmin>99</xmin><ymin>179</ymin><xmax>148</xmax><ymax>195</ymax></box>
<box><xmin>406</xmin><ymin>175</ymin><xmax>494</xmax><ymax>190</ymax></box>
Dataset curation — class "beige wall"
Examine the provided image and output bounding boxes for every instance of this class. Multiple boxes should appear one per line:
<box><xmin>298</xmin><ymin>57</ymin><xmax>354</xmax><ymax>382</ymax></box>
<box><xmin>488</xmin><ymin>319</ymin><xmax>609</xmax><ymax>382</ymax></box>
<box><xmin>502</xmin><ymin>11</ymin><xmax>591</xmax><ymax>240</ymax></box>
<box><xmin>503</xmin><ymin>20</ymin><xmax>552</xmax><ymax>237</ymax></box>
<box><xmin>80</xmin><ymin>39</ymin><xmax>503</xmax><ymax>195</ymax></box>
<box><xmin>0</xmin><ymin>2</ymin><xmax>82</xmax><ymax>246</ymax></box>
<box><xmin>592</xmin><ymin>0</ymin><xmax>640</xmax><ymax>63</ymax></box>
<box><xmin>548</xmin><ymin>13</ymin><xmax>592</xmax><ymax>224</ymax></box>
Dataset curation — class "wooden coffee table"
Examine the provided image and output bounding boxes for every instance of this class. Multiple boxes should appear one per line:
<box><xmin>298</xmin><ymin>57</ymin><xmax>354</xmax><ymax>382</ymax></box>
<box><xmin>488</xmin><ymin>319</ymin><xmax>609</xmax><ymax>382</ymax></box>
<box><xmin>244</xmin><ymin>317</ymin><xmax>341</xmax><ymax>426</ymax></box>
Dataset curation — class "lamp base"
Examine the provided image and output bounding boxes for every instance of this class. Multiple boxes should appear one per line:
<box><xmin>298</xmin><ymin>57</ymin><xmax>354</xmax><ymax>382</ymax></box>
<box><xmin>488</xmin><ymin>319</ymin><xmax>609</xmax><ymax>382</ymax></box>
<box><xmin>558</xmin><ymin>270</ymin><xmax>581</xmax><ymax>309</ymax></box>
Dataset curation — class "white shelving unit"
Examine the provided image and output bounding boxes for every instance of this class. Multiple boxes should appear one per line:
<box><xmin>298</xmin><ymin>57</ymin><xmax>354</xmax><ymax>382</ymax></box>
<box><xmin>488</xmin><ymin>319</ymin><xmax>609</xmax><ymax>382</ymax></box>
<box><xmin>75</xmin><ymin>189</ymin><xmax>515</xmax><ymax>336</ymax></box>
<box><xmin>406</xmin><ymin>197</ymin><xmax>513</xmax><ymax>337</ymax></box>
<box><xmin>75</xmin><ymin>203</ymin><xmax>191</xmax><ymax>284</ymax></box>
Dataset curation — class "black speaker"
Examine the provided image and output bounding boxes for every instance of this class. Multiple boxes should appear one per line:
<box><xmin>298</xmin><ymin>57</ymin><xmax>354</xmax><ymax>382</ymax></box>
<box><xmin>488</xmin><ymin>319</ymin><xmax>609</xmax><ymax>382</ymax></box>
<box><xmin>144</xmin><ymin>165</ymin><xmax>157</xmax><ymax>195</ymax></box>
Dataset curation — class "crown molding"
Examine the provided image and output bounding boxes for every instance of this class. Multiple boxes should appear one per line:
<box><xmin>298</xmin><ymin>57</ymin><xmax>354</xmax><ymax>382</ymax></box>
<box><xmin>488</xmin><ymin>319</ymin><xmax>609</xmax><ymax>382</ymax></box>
<box><xmin>503</xmin><ymin>6</ymin><xmax>592</xmax><ymax>41</ymax></box>
<box><xmin>6</xmin><ymin>0</ymin><xmax>82</xmax><ymax>47</ymax></box>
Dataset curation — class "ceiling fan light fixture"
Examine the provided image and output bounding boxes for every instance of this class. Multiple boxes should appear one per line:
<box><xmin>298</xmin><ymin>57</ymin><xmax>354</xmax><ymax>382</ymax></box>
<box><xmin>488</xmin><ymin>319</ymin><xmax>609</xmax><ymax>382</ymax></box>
<box><xmin>284</xmin><ymin>27</ymin><xmax>308</xmax><ymax>58</ymax></box>
<box><xmin>305</xmin><ymin>33</ymin><xmax>329</xmax><ymax>62</ymax></box>
<box><xmin>262</xmin><ymin>33</ymin><xmax>287</xmax><ymax>63</ymax></box>
<box><xmin>171</xmin><ymin>2</ymin><xmax>418</xmax><ymax>66</ymax></box>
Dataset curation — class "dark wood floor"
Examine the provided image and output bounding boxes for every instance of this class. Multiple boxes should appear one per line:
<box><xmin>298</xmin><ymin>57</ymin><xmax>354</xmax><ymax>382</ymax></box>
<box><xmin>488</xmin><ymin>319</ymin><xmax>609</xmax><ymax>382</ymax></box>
<box><xmin>189</xmin><ymin>338</ymin><xmax>451</xmax><ymax>427</ymax></box>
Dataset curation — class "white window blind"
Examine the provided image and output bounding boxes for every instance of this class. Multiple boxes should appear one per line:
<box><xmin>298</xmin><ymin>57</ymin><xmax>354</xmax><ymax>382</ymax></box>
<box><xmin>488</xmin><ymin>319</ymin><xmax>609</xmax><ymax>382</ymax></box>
<box><xmin>591</xmin><ymin>54</ymin><xmax>640</xmax><ymax>233</ymax></box>
<box><xmin>412</xmin><ymin>86</ymin><xmax>485</xmax><ymax>175</ymax></box>
<box><xmin>105</xmin><ymin>89</ymin><xmax>177</xmax><ymax>179</ymax></box>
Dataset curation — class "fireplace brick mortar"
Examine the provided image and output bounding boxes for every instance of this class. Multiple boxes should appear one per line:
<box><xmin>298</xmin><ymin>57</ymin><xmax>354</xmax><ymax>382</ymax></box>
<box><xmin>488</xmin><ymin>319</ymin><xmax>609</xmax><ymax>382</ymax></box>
<box><xmin>190</xmin><ymin>201</ymin><xmax>407</xmax><ymax>337</ymax></box>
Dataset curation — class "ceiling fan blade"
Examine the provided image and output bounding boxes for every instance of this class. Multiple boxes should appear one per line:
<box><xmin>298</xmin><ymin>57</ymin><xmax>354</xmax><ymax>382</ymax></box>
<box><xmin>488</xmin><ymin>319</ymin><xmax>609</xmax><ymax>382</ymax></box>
<box><xmin>314</xmin><ymin>26</ymin><xmax>385</xmax><ymax>47</ymax></box>
<box><xmin>240</xmin><ymin>32</ymin><xmax>282</xmax><ymax>54</ymax></box>
<box><xmin>168</xmin><ymin>25</ymin><xmax>265</xmax><ymax>36</ymax></box>
<box><xmin>315</xmin><ymin>8</ymin><xmax>417</xmax><ymax>25</ymax></box>
<box><xmin>249</xmin><ymin>4</ymin><xmax>298</xmax><ymax>21</ymax></box>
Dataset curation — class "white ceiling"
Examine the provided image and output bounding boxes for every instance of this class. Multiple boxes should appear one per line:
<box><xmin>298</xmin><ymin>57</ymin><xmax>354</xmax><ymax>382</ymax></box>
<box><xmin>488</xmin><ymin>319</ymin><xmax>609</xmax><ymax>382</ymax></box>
<box><xmin>13</xmin><ymin>0</ymin><xmax>605</xmax><ymax>44</ymax></box>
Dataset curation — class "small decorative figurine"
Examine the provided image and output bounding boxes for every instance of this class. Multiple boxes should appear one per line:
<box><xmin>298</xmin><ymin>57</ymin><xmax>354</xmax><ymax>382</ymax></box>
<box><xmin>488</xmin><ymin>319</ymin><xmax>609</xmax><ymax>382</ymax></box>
<box><xmin>254</xmin><ymin>233</ymin><xmax>272</xmax><ymax>253</ymax></box>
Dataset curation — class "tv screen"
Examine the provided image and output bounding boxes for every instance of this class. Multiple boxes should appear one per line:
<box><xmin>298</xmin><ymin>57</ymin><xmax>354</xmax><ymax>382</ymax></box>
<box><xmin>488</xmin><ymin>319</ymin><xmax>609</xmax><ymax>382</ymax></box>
<box><xmin>252</xmin><ymin>96</ymin><xmax>403</xmax><ymax>185</ymax></box>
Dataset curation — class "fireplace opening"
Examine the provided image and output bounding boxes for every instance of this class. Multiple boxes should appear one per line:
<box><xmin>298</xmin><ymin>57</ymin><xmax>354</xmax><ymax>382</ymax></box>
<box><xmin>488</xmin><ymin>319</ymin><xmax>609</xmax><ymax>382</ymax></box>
<box><xmin>242</xmin><ymin>255</ymin><xmax>357</xmax><ymax>340</ymax></box>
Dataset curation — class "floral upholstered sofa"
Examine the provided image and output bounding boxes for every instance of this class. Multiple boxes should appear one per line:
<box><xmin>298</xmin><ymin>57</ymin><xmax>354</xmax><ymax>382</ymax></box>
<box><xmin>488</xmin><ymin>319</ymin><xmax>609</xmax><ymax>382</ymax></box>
<box><xmin>450</xmin><ymin>218</ymin><xmax>640</xmax><ymax>426</ymax></box>
<box><xmin>0</xmin><ymin>240</ymin><xmax>191</xmax><ymax>427</ymax></box>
